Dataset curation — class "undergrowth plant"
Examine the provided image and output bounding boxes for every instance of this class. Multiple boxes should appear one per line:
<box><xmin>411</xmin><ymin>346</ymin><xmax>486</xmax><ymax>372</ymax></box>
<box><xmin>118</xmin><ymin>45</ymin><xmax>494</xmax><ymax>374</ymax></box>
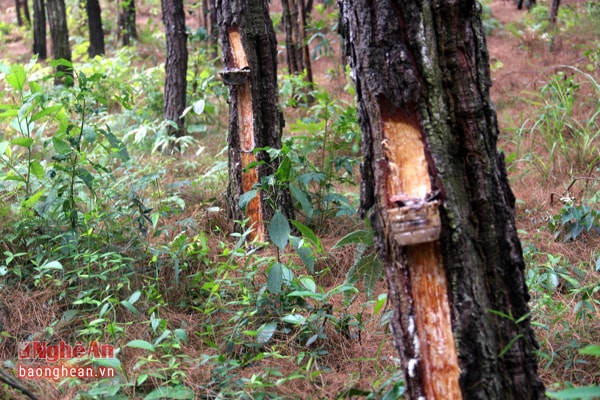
<box><xmin>523</xmin><ymin>68</ymin><xmax>600</xmax><ymax>178</ymax></box>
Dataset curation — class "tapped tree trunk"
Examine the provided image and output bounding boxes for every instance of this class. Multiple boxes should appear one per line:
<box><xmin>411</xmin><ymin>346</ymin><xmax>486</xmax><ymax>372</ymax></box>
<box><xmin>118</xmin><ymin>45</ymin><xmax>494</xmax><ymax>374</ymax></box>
<box><xmin>32</xmin><ymin>0</ymin><xmax>46</xmax><ymax>60</ymax></box>
<box><xmin>162</xmin><ymin>0</ymin><xmax>188</xmax><ymax>141</ymax></box>
<box><xmin>217</xmin><ymin>0</ymin><xmax>292</xmax><ymax>241</ymax></box>
<box><xmin>86</xmin><ymin>0</ymin><xmax>105</xmax><ymax>57</ymax></box>
<box><xmin>47</xmin><ymin>0</ymin><xmax>73</xmax><ymax>84</ymax></box>
<box><xmin>340</xmin><ymin>1</ymin><xmax>545</xmax><ymax>399</ymax></box>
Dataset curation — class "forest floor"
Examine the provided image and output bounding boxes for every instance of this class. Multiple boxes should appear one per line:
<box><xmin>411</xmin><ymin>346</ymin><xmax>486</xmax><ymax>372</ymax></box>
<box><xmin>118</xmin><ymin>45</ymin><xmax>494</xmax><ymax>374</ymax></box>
<box><xmin>0</xmin><ymin>0</ymin><xmax>598</xmax><ymax>399</ymax></box>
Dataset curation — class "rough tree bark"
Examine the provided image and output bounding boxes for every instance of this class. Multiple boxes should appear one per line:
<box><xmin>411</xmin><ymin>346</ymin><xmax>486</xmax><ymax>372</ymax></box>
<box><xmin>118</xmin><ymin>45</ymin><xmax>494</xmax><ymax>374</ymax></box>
<box><xmin>281</xmin><ymin>0</ymin><xmax>313</xmax><ymax>84</ymax></box>
<box><xmin>118</xmin><ymin>0</ymin><xmax>137</xmax><ymax>46</ymax></box>
<box><xmin>340</xmin><ymin>1</ymin><xmax>546</xmax><ymax>399</ymax></box>
<box><xmin>162</xmin><ymin>0</ymin><xmax>188</xmax><ymax>140</ymax></box>
<box><xmin>32</xmin><ymin>0</ymin><xmax>46</xmax><ymax>60</ymax></box>
<box><xmin>86</xmin><ymin>0</ymin><xmax>105</xmax><ymax>57</ymax></box>
<box><xmin>217</xmin><ymin>0</ymin><xmax>292</xmax><ymax>241</ymax></box>
<box><xmin>47</xmin><ymin>0</ymin><xmax>73</xmax><ymax>84</ymax></box>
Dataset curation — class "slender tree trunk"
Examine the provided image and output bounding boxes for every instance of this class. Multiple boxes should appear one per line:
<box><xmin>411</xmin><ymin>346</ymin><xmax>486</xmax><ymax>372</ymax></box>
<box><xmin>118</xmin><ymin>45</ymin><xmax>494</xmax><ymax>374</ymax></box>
<box><xmin>550</xmin><ymin>0</ymin><xmax>560</xmax><ymax>25</ymax></box>
<box><xmin>32</xmin><ymin>0</ymin><xmax>47</xmax><ymax>60</ymax></box>
<box><xmin>47</xmin><ymin>0</ymin><xmax>73</xmax><ymax>84</ymax></box>
<box><xmin>118</xmin><ymin>0</ymin><xmax>137</xmax><ymax>46</ymax></box>
<box><xmin>298</xmin><ymin>0</ymin><xmax>312</xmax><ymax>84</ymax></box>
<box><xmin>86</xmin><ymin>0</ymin><xmax>105</xmax><ymax>57</ymax></box>
<box><xmin>15</xmin><ymin>0</ymin><xmax>31</xmax><ymax>26</ymax></box>
<box><xmin>217</xmin><ymin>0</ymin><xmax>292</xmax><ymax>242</ymax></box>
<box><xmin>340</xmin><ymin>1</ymin><xmax>545</xmax><ymax>399</ymax></box>
<box><xmin>208</xmin><ymin>0</ymin><xmax>218</xmax><ymax>58</ymax></box>
<box><xmin>162</xmin><ymin>0</ymin><xmax>188</xmax><ymax>141</ymax></box>
<box><xmin>281</xmin><ymin>0</ymin><xmax>301</xmax><ymax>74</ymax></box>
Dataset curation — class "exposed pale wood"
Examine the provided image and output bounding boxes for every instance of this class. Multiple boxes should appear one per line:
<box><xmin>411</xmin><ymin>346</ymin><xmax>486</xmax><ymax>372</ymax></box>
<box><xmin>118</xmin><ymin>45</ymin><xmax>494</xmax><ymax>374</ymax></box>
<box><xmin>228</xmin><ymin>28</ymin><xmax>248</xmax><ymax>68</ymax></box>
<box><xmin>241</xmin><ymin>152</ymin><xmax>264</xmax><ymax>240</ymax></box>
<box><xmin>383</xmin><ymin>118</ymin><xmax>461</xmax><ymax>400</ymax></box>
<box><xmin>407</xmin><ymin>244</ymin><xmax>461</xmax><ymax>400</ymax></box>
<box><xmin>227</xmin><ymin>28</ymin><xmax>263</xmax><ymax>241</ymax></box>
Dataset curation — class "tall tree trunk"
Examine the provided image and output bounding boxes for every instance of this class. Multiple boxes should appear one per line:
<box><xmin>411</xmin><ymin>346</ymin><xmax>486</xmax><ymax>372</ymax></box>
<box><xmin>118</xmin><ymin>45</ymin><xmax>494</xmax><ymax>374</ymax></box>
<box><xmin>549</xmin><ymin>0</ymin><xmax>560</xmax><ymax>25</ymax></box>
<box><xmin>162</xmin><ymin>0</ymin><xmax>188</xmax><ymax>141</ymax></box>
<box><xmin>340</xmin><ymin>1</ymin><xmax>545</xmax><ymax>399</ymax></box>
<box><xmin>298</xmin><ymin>0</ymin><xmax>312</xmax><ymax>84</ymax></box>
<box><xmin>32</xmin><ymin>0</ymin><xmax>46</xmax><ymax>60</ymax></box>
<box><xmin>86</xmin><ymin>0</ymin><xmax>105</xmax><ymax>57</ymax></box>
<box><xmin>15</xmin><ymin>0</ymin><xmax>31</xmax><ymax>27</ymax></box>
<box><xmin>281</xmin><ymin>0</ymin><xmax>302</xmax><ymax>74</ymax></box>
<box><xmin>118</xmin><ymin>0</ymin><xmax>137</xmax><ymax>46</ymax></box>
<box><xmin>217</xmin><ymin>0</ymin><xmax>292</xmax><ymax>242</ymax></box>
<box><xmin>47</xmin><ymin>0</ymin><xmax>73</xmax><ymax>84</ymax></box>
<box><xmin>208</xmin><ymin>0</ymin><xmax>218</xmax><ymax>58</ymax></box>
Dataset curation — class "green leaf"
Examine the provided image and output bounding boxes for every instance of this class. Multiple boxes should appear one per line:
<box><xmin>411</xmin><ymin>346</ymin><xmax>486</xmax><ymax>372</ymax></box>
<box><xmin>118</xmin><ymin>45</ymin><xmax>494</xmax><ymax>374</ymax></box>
<box><xmin>290</xmin><ymin>184</ymin><xmax>314</xmax><ymax>217</ymax></box>
<box><xmin>256</xmin><ymin>321</ymin><xmax>278</xmax><ymax>344</ymax></box>
<box><xmin>52</xmin><ymin>137</ymin><xmax>71</xmax><ymax>155</ymax></box>
<box><xmin>125</xmin><ymin>340</ymin><xmax>155</xmax><ymax>352</ymax></box>
<box><xmin>144</xmin><ymin>385</ymin><xmax>195</xmax><ymax>400</ymax></box>
<box><xmin>357</xmin><ymin>253</ymin><xmax>383</xmax><ymax>299</ymax></box>
<box><xmin>100</xmin><ymin>126</ymin><xmax>129</xmax><ymax>161</ymax></box>
<box><xmin>299</xmin><ymin>276</ymin><xmax>316</xmax><ymax>293</ymax></box>
<box><xmin>120</xmin><ymin>300</ymin><xmax>140</xmax><ymax>316</ymax></box>
<box><xmin>275</xmin><ymin>156</ymin><xmax>291</xmax><ymax>183</ymax></box>
<box><xmin>174</xmin><ymin>328</ymin><xmax>188</xmax><ymax>343</ymax></box>
<box><xmin>82</xmin><ymin>126</ymin><xmax>97</xmax><ymax>143</ymax></box>
<box><xmin>269</xmin><ymin>210</ymin><xmax>290</xmax><ymax>252</ymax></box>
<box><xmin>546</xmin><ymin>386</ymin><xmax>600</xmax><ymax>399</ymax></box>
<box><xmin>76</xmin><ymin>168</ymin><xmax>95</xmax><ymax>193</ymax></box>
<box><xmin>0</xmin><ymin>141</ymin><xmax>8</xmax><ymax>156</ymax></box>
<box><xmin>193</xmin><ymin>99</ymin><xmax>205</xmax><ymax>115</ymax></box>
<box><xmin>290</xmin><ymin>236</ymin><xmax>314</xmax><ymax>273</ymax></box>
<box><xmin>10</xmin><ymin>137</ymin><xmax>33</xmax><ymax>148</ymax></box>
<box><xmin>30</xmin><ymin>160</ymin><xmax>44</xmax><ymax>179</ymax></box>
<box><xmin>6</xmin><ymin>64</ymin><xmax>26</xmax><ymax>91</ymax></box>
<box><xmin>239</xmin><ymin>189</ymin><xmax>258</xmax><ymax>210</ymax></box>
<box><xmin>128</xmin><ymin>290</ymin><xmax>142</xmax><ymax>304</ymax></box>
<box><xmin>31</xmin><ymin>105</ymin><xmax>62</xmax><ymax>122</ymax></box>
<box><xmin>23</xmin><ymin>188</ymin><xmax>46</xmax><ymax>208</ymax></box>
<box><xmin>267</xmin><ymin>262</ymin><xmax>283</xmax><ymax>294</ymax></box>
<box><xmin>374</xmin><ymin>293</ymin><xmax>387</xmax><ymax>315</ymax></box>
<box><xmin>291</xmin><ymin>220</ymin><xmax>323</xmax><ymax>252</ymax></box>
<box><xmin>333</xmin><ymin>229</ymin><xmax>373</xmax><ymax>248</ymax></box>
<box><xmin>41</xmin><ymin>260</ymin><xmax>63</xmax><ymax>270</ymax></box>
<box><xmin>90</xmin><ymin>357</ymin><xmax>121</xmax><ymax>369</ymax></box>
<box><xmin>580</xmin><ymin>345</ymin><xmax>600</xmax><ymax>357</ymax></box>
<box><xmin>281</xmin><ymin>314</ymin><xmax>306</xmax><ymax>325</ymax></box>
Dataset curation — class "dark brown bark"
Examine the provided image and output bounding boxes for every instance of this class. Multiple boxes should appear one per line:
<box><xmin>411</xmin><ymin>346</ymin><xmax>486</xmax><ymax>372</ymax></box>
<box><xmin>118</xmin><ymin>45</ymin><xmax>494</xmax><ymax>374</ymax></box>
<box><xmin>298</xmin><ymin>0</ymin><xmax>313</xmax><ymax>84</ymax></box>
<box><xmin>517</xmin><ymin>0</ymin><xmax>536</xmax><ymax>10</ymax></box>
<box><xmin>217</xmin><ymin>0</ymin><xmax>292</xmax><ymax>241</ymax></box>
<box><xmin>118</xmin><ymin>0</ymin><xmax>137</xmax><ymax>46</ymax></box>
<box><xmin>162</xmin><ymin>0</ymin><xmax>188</xmax><ymax>140</ymax></box>
<box><xmin>47</xmin><ymin>0</ymin><xmax>73</xmax><ymax>84</ymax></box>
<box><xmin>15</xmin><ymin>0</ymin><xmax>31</xmax><ymax>26</ymax></box>
<box><xmin>550</xmin><ymin>0</ymin><xmax>560</xmax><ymax>25</ymax></box>
<box><xmin>32</xmin><ymin>0</ymin><xmax>46</xmax><ymax>60</ymax></box>
<box><xmin>281</xmin><ymin>0</ymin><xmax>302</xmax><ymax>74</ymax></box>
<box><xmin>86</xmin><ymin>0</ymin><xmax>105</xmax><ymax>57</ymax></box>
<box><xmin>340</xmin><ymin>1</ymin><xmax>545</xmax><ymax>399</ymax></box>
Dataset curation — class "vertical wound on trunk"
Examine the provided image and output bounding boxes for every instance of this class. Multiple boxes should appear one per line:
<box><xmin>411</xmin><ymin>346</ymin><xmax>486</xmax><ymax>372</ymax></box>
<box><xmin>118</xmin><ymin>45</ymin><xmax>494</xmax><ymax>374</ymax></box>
<box><xmin>228</xmin><ymin>27</ymin><xmax>263</xmax><ymax>241</ymax></box>
<box><xmin>381</xmin><ymin>111</ymin><xmax>461</xmax><ymax>400</ymax></box>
